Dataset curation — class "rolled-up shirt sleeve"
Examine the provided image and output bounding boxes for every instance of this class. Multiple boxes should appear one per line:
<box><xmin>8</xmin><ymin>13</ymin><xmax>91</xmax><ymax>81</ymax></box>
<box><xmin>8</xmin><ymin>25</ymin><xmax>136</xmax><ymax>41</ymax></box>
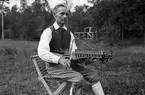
<box><xmin>37</xmin><ymin>28</ymin><xmax>61</xmax><ymax>64</ymax></box>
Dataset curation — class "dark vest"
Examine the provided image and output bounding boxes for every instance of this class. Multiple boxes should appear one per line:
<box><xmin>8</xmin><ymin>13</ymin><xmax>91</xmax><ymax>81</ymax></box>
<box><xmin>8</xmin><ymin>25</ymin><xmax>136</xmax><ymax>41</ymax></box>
<box><xmin>49</xmin><ymin>25</ymin><xmax>71</xmax><ymax>54</ymax></box>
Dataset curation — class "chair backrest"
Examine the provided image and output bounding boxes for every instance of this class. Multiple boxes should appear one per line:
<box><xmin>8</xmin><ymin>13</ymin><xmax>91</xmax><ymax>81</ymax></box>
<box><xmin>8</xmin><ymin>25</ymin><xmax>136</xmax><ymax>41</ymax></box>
<box><xmin>31</xmin><ymin>55</ymin><xmax>48</xmax><ymax>77</ymax></box>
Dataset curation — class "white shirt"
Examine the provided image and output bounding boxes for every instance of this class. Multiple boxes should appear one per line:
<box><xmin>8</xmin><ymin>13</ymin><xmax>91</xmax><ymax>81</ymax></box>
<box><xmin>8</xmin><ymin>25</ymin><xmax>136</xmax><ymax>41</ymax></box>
<box><xmin>37</xmin><ymin>22</ymin><xmax>77</xmax><ymax>64</ymax></box>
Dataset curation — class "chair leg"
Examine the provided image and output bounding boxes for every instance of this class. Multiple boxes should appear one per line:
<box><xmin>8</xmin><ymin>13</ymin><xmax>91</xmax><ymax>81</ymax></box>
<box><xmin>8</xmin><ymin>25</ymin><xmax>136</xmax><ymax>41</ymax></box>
<box><xmin>39</xmin><ymin>77</ymin><xmax>54</xmax><ymax>95</ymax></box>
<box><xmin>53</xmin><ymin>82</ymin><xmax>68</xmax><ymax>95</ymax></box>
<box><xmin>40</xmin><ymin>77</ymin><xmax>69</xmax><ymax>95</ymax></box>
<box><xmin>70</xmin><ymin>84</ymin><xmax>75</xmax><ymax>95</ymax></box>
<box><xmin>69</xmin><ymin>83</ymin><xmax>82</xmax><ymax>95</ymax></box>
<box><xmin>40</xmin><ymin>77</ymin><xmax>82</xmax><ymax>95</ymax></box>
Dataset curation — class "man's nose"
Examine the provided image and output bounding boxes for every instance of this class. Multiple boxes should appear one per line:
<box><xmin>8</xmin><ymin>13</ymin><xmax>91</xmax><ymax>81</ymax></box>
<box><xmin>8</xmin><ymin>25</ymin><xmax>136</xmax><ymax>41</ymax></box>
<box><xmin>63</xmin><ymin>14</ymin><xmax>67</xmax><ymax>18</ymax></box>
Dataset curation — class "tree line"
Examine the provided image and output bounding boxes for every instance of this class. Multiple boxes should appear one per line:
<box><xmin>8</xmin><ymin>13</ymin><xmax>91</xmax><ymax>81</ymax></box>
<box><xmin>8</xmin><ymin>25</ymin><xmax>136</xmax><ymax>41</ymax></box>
<box><xmin>0</xmin><ymin>0</ymin><xmax>144</xmax><ymax>45</ymax></box>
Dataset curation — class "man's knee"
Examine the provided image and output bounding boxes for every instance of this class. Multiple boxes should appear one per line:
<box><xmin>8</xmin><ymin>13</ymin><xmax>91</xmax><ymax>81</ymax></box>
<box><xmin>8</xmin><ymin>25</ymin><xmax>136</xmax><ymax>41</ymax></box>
<box><xmin>74</xmin><ymin>72</ymin><xmax>84</xmax><ymax>83</ymax></box>
<box><xmin>88</xmin><ymin>71</ymin><xmax>100</xmax><ymax>84</ymax></box>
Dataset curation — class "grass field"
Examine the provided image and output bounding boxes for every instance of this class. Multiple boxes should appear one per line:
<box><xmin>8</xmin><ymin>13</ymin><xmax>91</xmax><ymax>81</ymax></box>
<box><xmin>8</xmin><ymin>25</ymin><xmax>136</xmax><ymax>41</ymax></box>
<box><xmin>0</xmin><ymin>39</ymin><xmax>145</xmax><ymax>95</ymax></box>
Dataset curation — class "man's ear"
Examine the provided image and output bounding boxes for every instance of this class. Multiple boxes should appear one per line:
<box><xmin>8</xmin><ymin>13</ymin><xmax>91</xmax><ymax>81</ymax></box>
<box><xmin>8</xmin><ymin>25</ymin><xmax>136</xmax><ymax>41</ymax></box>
<box><xmin>53</xmin><ymin>9</ymin><xmax>57</xmax><ymax>17</ymax></box>
<box><xmin>53</xmin><ymin>12</ymin><xmax>58</xmax><ymax>18</ymax></box>
<box><xmin>53</xmin><ymin>12</ymin><xmax>55</xmax><ymax>17</ymax></box>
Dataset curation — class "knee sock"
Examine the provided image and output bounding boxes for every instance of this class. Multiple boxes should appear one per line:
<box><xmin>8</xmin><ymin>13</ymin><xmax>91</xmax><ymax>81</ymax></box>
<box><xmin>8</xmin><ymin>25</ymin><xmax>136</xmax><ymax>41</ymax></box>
<box><xmin>92</xmin><ymin>81</ymin><xmax>105</xmax><ymax>95</ymax></box>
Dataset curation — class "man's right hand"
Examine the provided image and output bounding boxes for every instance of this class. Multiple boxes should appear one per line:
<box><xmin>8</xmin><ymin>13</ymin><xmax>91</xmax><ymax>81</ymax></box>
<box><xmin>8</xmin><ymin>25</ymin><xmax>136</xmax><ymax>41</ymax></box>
<box><xmin>58</xmin><ymin>57</ymin><xmax>71</xmax><ymax>69</ymax></box>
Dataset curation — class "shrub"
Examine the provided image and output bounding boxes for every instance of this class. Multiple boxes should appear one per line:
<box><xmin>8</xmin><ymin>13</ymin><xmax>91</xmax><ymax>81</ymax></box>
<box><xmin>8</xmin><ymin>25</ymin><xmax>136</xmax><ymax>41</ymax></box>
<box><xmin>98</xmin><ymin>22</ymin><xmax>120</xmax><ymax>46</ymax></box>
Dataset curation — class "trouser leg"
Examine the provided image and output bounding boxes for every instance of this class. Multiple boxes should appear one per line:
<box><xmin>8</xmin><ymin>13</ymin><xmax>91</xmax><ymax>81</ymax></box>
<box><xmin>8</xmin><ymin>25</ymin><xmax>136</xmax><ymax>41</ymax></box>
<box><xmin>46</xmin><ymin>63</ymin><xmax>84</xmax><ymax>84</ymax></box>
<box><xmin>71</xmin><ymin>60</ymin><xmax>105</xmax><ymax>95</ymax></box>
<box><xmin>46</xmin><ymin>60</ymin><xmax>105</xmax><ymax>95</ymax></box>
<box><xmin>71</xmin><ymin>63</ymin><xmax>100</xmax><ymax>84</ymax></box>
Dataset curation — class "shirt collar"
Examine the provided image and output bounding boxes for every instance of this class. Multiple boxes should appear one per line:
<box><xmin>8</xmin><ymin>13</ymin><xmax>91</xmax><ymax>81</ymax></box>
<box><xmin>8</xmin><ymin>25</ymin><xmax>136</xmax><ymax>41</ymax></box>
<box><xmin>53</xmin><ymin>22</ymin><xmax>67</xmax><ymax>31</ymax></box>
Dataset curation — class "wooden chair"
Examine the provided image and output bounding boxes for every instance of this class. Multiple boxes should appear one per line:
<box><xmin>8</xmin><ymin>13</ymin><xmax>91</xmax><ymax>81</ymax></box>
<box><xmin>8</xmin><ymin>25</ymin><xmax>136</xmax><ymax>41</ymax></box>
<box><xmin>31</xmin><ymin>55</ymin><xmax>76</xmax><ymax>95</ymax></box>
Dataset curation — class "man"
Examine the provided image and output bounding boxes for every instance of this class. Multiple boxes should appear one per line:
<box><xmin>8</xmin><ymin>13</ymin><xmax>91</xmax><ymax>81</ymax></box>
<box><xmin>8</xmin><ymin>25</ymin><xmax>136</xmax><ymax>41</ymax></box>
<box><xmin>37</xmin><ymin>4</ymin><xmax>105</xmax><ymax>95</ymax></box>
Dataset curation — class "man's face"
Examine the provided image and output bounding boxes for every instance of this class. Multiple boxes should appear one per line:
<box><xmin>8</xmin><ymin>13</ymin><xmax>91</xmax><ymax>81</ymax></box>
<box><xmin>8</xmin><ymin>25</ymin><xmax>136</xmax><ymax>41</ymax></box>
<box><xmin>54</xmin><ymin>6</ymin><xmax>68</xmax><ymax>26</ymax></box>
